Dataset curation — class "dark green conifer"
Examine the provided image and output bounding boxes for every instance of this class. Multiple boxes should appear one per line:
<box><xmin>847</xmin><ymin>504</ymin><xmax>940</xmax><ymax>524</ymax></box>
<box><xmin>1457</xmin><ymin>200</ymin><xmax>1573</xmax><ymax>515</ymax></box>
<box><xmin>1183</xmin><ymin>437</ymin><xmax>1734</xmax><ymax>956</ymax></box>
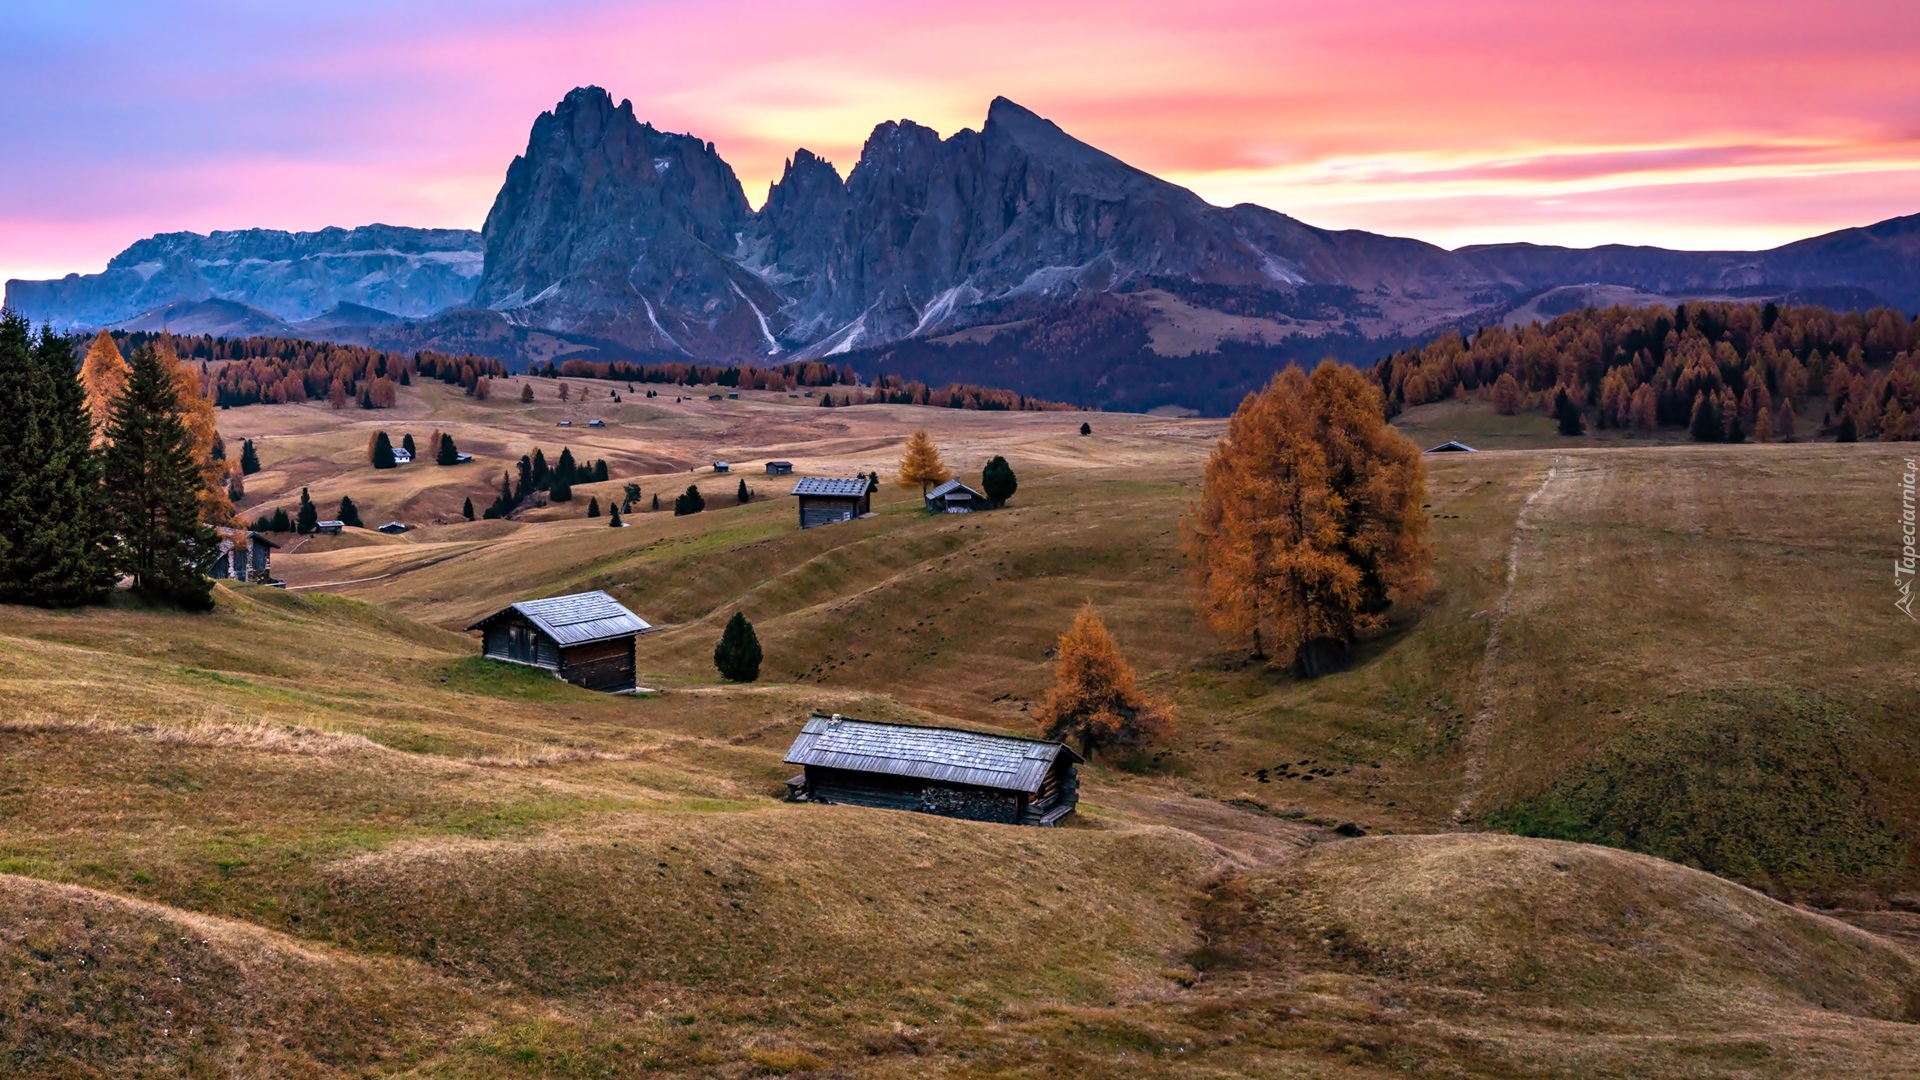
<box><xmin>982</xmin><ymin>455</ymin><xmax>1017</xmax><ymax>505</ymax></box>
<box><xmin>102</xmin><ymin>344</ymin><xmax>215</xmax><ymax>610</ymax></box>
<box><xmin>1079</xmin><ymin>421</ymin><xmax>1092</xmax><ymax>435</ymax></box>
<box><xmin>1689</xmin><ymin>393</ymin><xmax>1722</xmax><ymax>442</ymax></box>
<box><xmin>0</xmin><ymin>316</ymin><xmax>114</xmax><ymax>606</ymax></box>
<box><xmin>736</xmin><ymin>478</ymin><xmax>750</xmax><ymax>504</ymax></box>
<box><xmin>337</xmin><ymin>495</ymin><xmax>362</xmax><ymax>529</ymax></box>
<box><xmin>587</xmin><ymin>496</ymin><xmax>600</xmax><ymax>518</ymax></box>
<box><xmin>436</xmin><ymin>432</ymin><xmax>460</xmax><ymax>466</ymax></box>
<box><xmin>608</xmin><ymin>506</ymin><xmax>622</xmax><ymax>527</ymax></box>
<box><xmin>371</xmin><ymin>431</ymin><xmax>396</xmax><ymax>469</ymax></box>
<box><xmin>713</xmin><ymin>611</ymin><xmax>762</xmax><ymax>682</ymax></box>
<box><xmin>296</xmin><ymin>488</ymin><xmax>318</xmax><ymax>534</ymax></box>
<box><xmin>1553</xmin><ymin>388</ymin><xmax>1587</xmax><ymax>436</ymax></box>
<box><xmin>462</xmin><ymin>496</ymin><xmax>474</xmax><ymax>520</ymax></box>
<box><xmin>239</xmin><ymin>439</ymin><xmax>261</xmax><ymax>475</ymax></box>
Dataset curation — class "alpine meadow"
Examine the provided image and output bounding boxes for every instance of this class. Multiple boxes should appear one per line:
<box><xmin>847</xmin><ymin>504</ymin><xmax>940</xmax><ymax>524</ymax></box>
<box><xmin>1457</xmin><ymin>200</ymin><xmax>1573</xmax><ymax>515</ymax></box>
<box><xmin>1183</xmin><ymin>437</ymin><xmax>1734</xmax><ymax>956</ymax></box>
<box><xmin>4</xmin><ymin>6</ymin><xmax>1920</xmax><ymax>1076</ymax></box>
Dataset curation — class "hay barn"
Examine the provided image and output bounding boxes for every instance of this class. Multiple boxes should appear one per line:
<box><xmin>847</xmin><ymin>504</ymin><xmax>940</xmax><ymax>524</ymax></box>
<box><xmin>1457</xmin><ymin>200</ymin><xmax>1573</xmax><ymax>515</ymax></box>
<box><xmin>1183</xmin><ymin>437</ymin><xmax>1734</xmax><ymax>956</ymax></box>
<box><xmin>791</xmin><ymin>477</ymin><xmax>872</xmax><ymax>528</ymax></box>
<box><xmin>783</xmin><ymin>714</ymin><xmax>1081</xmax><ymax>826</ymax></box>
<box><xmin>465</xmin><ymin>590</ymin><xmax>651</xmax><ymax>692</ymax></box>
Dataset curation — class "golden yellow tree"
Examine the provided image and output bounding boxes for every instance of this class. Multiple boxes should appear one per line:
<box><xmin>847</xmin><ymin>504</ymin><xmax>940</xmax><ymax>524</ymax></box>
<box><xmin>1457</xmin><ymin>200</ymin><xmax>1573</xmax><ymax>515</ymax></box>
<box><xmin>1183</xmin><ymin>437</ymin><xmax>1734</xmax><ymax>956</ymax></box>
<box><xmin>896</xmin><ymin>428</ymin><xmax>951</xmax><ymax>493</ymax></box>
<box><xmin>1033</xmin><ymin>603</ymin><xmax>1173</xmax><ymax>758</ymax></box>
<box><xmin>1183</xmin><ymin>361</ymin><xmax>1431</xmax><ymax>675</ymax></box>
<box><xmin>151</xmin><ymin>342</ymin><xmax>234</xmax><ymax>526</ymax></box>
<box><xmin>79</xmin><ymin>330</ymin><xmax>130</xmax><ymax>444</ymax></box>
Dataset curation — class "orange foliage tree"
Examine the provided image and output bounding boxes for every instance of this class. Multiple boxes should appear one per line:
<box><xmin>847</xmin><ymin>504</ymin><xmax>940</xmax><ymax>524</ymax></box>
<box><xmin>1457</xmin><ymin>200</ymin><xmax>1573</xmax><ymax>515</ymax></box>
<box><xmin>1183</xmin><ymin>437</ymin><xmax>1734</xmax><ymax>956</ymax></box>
<box><xmin>896</xmin><ymin>428</ymin><xmax>952</xmax><ymax>493</ymax></box>
<box><xmin>1184</xmin><ymin>361</ymin><xmax>1431</xmax><ymax>676</ymax></box>
<box><xmin>1033</xmin><ymin>604</ymin><xmax>1173</xmax><ymax>758</ymax></box>
<box><xmin>80</xmin><ymin>330</ymin><xmax>130</xmax><ymax>444</ymax></box>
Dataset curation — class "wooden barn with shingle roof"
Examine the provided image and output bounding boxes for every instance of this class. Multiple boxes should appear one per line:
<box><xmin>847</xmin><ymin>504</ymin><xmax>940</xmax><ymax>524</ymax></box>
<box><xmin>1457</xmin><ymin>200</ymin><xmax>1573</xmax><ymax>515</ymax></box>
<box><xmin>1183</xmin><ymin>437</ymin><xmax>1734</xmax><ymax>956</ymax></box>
<box><xmin>783</xmin><ymin>714</ymin><xmax>1081</xmax><ymax>826</ymax></box>
<box><xmin>465</xmin><ymin>590</ymin><xmax>652</xmax><ymax>692</ymax></box>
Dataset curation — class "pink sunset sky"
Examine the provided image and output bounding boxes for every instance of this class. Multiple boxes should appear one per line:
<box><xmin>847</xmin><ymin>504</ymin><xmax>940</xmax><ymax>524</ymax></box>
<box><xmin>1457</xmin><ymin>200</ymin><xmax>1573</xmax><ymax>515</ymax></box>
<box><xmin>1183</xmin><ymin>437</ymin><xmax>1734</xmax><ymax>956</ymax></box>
<box><xmin>4</xmin><ymin>0</ymin><xmax>1919</xmax><ymax>285</ymax></box>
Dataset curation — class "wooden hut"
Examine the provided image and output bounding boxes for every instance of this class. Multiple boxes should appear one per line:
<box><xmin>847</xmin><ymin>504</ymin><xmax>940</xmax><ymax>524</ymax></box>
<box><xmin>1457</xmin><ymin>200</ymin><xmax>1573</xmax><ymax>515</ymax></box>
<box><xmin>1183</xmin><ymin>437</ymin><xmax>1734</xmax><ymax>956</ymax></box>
<box><xmin>464</xmin><ymin>590</ymin><xmax>652</xmax><ymax>692</ymax></box>
<box><xmin>314</xmin><ymin>519</ymin><xmax>345</xmax><ymax>536</ymax></box>
<box><xmin>208</xmin><ymin>529</ymin><xmax>278</xmax><ymax>583</ymax></box>
<box><xmin>1425</xmin><ymin>440</ymin><xmax>1478</xmax><ymax>453</ymax></box>
<box><xmin>925</xmin><ymin>478</ymin><xmax>990</xmax><ymax>514</ymax></box>
<box><xmin>377</xmin><ymin>521</ymin><xmax>409</xmax><ymax>534</ymax></box>
<box><xmin>765</xmin><ymin>461</ymin><xmax>794</xmax><ymax>476</ymax></box>
<box><xmin>783</xmin><ymin>714</ymin><xmax>1081</xmax><ymax>826</ymax></box>
<box><xmin>791</xmin><ymin>477</ymin><xmax>872</xmax><ymax>528</ymax></box>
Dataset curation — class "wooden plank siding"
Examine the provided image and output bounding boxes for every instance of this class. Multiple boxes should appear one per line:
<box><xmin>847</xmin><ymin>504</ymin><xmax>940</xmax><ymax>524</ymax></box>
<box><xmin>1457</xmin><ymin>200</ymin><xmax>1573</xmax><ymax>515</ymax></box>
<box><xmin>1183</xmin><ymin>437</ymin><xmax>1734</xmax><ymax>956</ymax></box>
<box><xmin>559</xmin><ymin>636</ymin><xmax>637</xmax><ymax>692</ymax></box>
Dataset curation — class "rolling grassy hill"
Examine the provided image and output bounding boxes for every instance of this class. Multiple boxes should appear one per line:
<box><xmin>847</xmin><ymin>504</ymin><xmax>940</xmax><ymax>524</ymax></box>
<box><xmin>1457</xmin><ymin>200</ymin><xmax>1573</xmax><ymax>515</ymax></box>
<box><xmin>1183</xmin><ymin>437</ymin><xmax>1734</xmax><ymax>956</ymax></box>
<box><xmin>2</xmin><ymin>379</ymin><xmax>1917</xmax><ymax>1076</ymax></box>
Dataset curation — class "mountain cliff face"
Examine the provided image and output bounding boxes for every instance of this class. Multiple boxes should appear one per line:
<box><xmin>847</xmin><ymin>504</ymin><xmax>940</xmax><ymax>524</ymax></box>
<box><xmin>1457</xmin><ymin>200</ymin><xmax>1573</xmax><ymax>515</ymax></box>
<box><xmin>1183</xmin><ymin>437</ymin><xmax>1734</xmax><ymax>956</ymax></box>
<box><xmin>4</xmin><ymin>225</ymin><xmax>482</xmax><ymax>330</ymax></box>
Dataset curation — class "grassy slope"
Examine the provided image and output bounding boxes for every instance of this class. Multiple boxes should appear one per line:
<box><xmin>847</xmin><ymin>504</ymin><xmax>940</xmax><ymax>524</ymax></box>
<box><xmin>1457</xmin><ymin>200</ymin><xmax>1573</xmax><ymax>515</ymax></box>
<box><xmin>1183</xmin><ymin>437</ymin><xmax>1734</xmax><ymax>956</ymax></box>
<box><xmin>2</xmin><ymin>384</ymin><xmax>1916</xmax><ymax>1075</ymax></box>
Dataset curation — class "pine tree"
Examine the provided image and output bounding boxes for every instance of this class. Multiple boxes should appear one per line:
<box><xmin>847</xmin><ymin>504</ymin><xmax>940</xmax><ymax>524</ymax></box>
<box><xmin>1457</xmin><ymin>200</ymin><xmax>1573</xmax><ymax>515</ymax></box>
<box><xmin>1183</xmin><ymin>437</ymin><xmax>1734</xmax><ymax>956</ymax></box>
<box><xmin>674</xmin><ymin>484</ymin><xmax>705</xmax><ymax>516</ymax></box>
<box><xmin>520</xmin><ymin>383</ymin><xmax>534</xmax><ymax>403</ymax></box>
<box><xmin>1836</xmin><ymin>412</ymin><xmax>1858</xmax><ymax>443</ymax></box>
<box><xmin>549</xmin><ymin>468</ymin><xmax>573</xmax><ymax>503</ymax></box>
<box><xmin>594</xmin><ymin>459</ymin><xmax>609</xmax><ymax>482</ymax></box>
<box><xmin>897</xmin><ymin>428</ymin><xmax>951</xmax><ymax>494</ymax></box>
<box><xmin>102</xmin><ymin>344</ymin><xmax>215</xmax><ymax>610</ymax></box>
<box><xmin>239</xmin><ymin>438</ymin><xmax>261</xmax><ymax>475</ymax></box>
<box><xmin>463</xmin><ymin>496</ymin><xmax>475</xmax><ymax>520</ymax></box>
<box><xmin>532</xmin><ymin>449</ymin><xmax>549</xmax><ymax>489</ymax></box>
<box><xmin>402</xmin><ymin>433</ymin><xmax>417</xmax><ymax>458</ymax></box>
<box><xmin>79</xmin><ymin>330</ymin><xmax>129</xmax><ymax>444</ymax></box>
<box><xmin>713</xmin><ymin>611</ymin><xmax>762</xmax><ymax>682</ymax></box>
<box><xmin>608</xmin><ymin>506</ymin><xmax>623</xmax><ymax>527</ymax></box>
<box><xmin>736</xmin><ymin>477</ymin><xmax>751</xmax><ymax>504</ymax></box>
<box><xmin>437</xmin><ymin>432</ymin><xmax>460</xmax><ymax>465</ymax></box>
<box><xmin>296</xmin><ymin>488</ymin><xmax>319</xmax><ymax>534</ymax></box>
<box><xmin>1033</xmin><ymin>604</ymin><xmax>1173</xmax><ymax>759</ymax></box>
<box><xmin>370</xmin><ymin>431</ymin><xmax>396</xmax><ymax>469</ymax></box>
<box><xmin>1689</xmin><ymin>392</ymin><xmax>1722</xmax><ymax>442</ymax></box>
<box><xmin>982</xmin><ymin>455</ymin><xmax>1017</xmax><ymax>505</ymax></box>
<box><xmin>587</xmin><ymin>496</ymin><xmax>601</xmax><ymax>518</ymax></box>
<box><xmin>652</xmin><ymin>493</ymin><xmax>661</xmax><ymax>511</ymax></box>
<box><xmin>0</xmin><ymin>317</ymin><xmax>114</xmax><ymax>606</ymax></box>
<box><xmin>337</xmin><ymin>495</ymin><xmax>363</xmax><ymax>529</ymax></box>
<box><xmin>1553</xmin><ymin>387</ymin><xmax>1586</xmax><ymax>436</ymax></box>
<box><xmin>1079</xmin><ymin>421</ymin><xmax>1092</xmax><ymax>436</ymax></box>
<box><xmin>269</xmin><ymin>507</ymin><xmax>292</xmax><ymax>533</ymax></box>
<box><xmin>556</xmin><ymin>447</ymin><xmax>577</xmax><ymax>486</ymax></box>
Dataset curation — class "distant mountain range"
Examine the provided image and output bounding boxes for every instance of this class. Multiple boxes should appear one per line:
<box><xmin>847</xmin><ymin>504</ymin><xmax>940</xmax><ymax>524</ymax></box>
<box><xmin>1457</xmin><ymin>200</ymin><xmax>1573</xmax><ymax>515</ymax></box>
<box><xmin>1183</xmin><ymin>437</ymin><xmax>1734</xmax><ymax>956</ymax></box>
<box><xmin>8</xmin><ymin>86</ymin><xmax>1918</xmax><ymax>412</ymax></box>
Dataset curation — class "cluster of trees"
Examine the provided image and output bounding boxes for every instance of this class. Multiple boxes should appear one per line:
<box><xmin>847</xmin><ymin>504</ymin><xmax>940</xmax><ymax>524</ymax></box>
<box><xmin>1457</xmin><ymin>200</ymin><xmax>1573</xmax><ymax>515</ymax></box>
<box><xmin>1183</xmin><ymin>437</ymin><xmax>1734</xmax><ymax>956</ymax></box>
<box><xmin>368</xmin><ymin>429</ymin><xmax>462</xmax><ymax>468</ymax></box>
<box><xmin>1185</xmin><ymin>361</ymin><xmax>1431</xmax><ymax>675</ymax></box>
<box><xmin>673</xmin><ymin>485</ymin><xmax>706</xmax><ymax>516</ymax></box>
<box><xmin>532</xmin><ymin>357</ymin><xmax>857</xmax><ymax>389</ymax></box>
<box><xmin>823</xmin><ymin>375</ymin><xmax>1076</xmax><ymax>412</ymax></box>
<box><xmin>1375</xmin><ymin>301</ymin><xmax>1920</xmax><ymax>441</ymax></box>
<box><xmin>249</xmin><ymin>487</ymin><xmax>363</xmax><ymax>534</ymax></box>
<box><xmin>99</xmin><ymin>331</ymin><xmax>506</xmax><ymax>409</ymax></box>
<box><xmin>1</xmin><ymin>317</ymin><xmax>228</xmax><ymax>610</ymax></box>
<box><xmin>480</xmin><ymin>447</ymin><xmax>609</xmax><ymax>520</ymax></box>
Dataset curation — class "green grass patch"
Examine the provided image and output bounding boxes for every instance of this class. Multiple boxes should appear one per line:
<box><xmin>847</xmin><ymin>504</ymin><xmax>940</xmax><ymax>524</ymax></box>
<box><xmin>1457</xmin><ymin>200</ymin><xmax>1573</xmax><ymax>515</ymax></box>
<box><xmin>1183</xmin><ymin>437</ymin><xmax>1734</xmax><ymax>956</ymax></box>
<box><xmin>1485</xmin><ymin>688</ymin><xmax>1905</xmax><ymax>893</ymax></box>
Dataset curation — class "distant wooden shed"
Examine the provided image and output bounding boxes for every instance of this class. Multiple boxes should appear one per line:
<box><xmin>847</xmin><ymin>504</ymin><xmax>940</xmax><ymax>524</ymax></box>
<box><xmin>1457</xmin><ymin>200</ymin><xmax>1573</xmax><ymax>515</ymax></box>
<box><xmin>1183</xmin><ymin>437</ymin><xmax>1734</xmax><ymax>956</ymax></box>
<box><xmin>765</xmin><ymin>461</ymin><xmax>794</xmax><ymax>476</ymax></box>
<box><xmin>377</xmin><ymin>521</ymin><xmax>409</xmax><ymax>535</ymax></box>
<box><xmin>783</xmin><ymin>714</ymin><xmax>1081</xmax><ymax>826</ymax></box>
<box><xmin>925</xmin><ymin>478</ymin><xmax>990</xmax><ymax>514</ymax></box>
<box><xmin>314</xmin><ymin>520</ymin><xmax>345</xmax><ymax>536</ymax></box>
<box><xmin>465</xmin><ymin>590</ymin><xmax>652</xmax><ymax>692</ymax></box>
<box><xmin>1425</xmin><ymin>440</ymin><xmax>1478</xmax><ymax>453</ymax></box>
<box><xmin>791</xmin><ymin>477</ymin><xmax>872</xmax><ymax>528</ymax></box>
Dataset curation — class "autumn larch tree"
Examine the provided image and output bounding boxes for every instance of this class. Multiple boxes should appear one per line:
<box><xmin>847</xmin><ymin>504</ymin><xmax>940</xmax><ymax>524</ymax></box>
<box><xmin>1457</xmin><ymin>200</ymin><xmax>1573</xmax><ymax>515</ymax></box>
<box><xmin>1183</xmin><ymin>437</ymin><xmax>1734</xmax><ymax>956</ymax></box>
<box><xmin>520</xmin><ymin>383</ymin><xmax>534</xmax><ymax>403</ymax></box>
<box><xmin>897</xmin><ymin>428</ymin><xmax>951</xmax><ymax>494</ymax></box>
<box><xmin>1183</xmin><ymin>361</ymin><xmax>1431</xmax><ymax>676</ymax></box>
<box><xmin>79</xmin><ymin>330</ymin><xmax>129</xmax><ymax>445</ymax></box>
<box><xmin>1490</xmin><ymin>372</ymin><xmax>1522</xmax><ymax>416</ymax></box>
<box><xmin>1033</xmin><ymin>604</ymin><xmax>1173</xmax><ymax>759</ymax></box>
<box><xmin>102</xmin><ymin>343</ymin><xmax>216</xmax><ymax>610</ymax></box>
<box><xmin>1774</xmin><ymin>398</ymin><xmax>1798</xmax><ymax>442</ymax></box>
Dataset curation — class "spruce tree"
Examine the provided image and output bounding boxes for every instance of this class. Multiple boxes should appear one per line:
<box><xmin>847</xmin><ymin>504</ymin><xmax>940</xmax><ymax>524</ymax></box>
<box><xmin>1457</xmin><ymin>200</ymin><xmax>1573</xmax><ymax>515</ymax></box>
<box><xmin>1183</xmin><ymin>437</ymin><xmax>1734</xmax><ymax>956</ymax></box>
<box><xmin>982</xmin><ymin>455</ymin><xmax>1017</xmax><ymax>505</ymax></box>
<box><xmin>0</xmin><ymin>317</ymin><xmax>114</xmax><ymax>606</ymax></box>
<box><xmin>713</xmin><ymin>611</ymin><xmax>762</xmax><ymax>682</ymax></box>
<box><xmin>736</xmin><ymin>477</ymin><xmax>750</xmax><ymax>504</ymax></box>
<box><xmin>652</xmin><ymin>493</ymin><xmax>661</xmax><ymax>511</ymax></box>
<box><xmin>436</xmin><ymin>432</ymin><xmax>460</xmax><ymax>465</ymax></box>
<box><xmin>1553</xmin><ymin>388</ymin><xmax>1586</xmax><ymax>436</ymax></box>
<box><xmin>296</xmin><ymin>488</ymin><xmax>319</xmax><ymax>534</ymax></box>
<box><xmin>102</xmin><ymin>343</ymin><xmax>215</xmax><ymax>610</ymax></box>
<box><xmin>370</xmin><ymin>430</ymin><xmax>396</xmax><ymax>469</ymax></box>
<box><xmin>608</xmin><ymin>506</ymin><xmax>623</xmax><ymax>527</ymax></box>
<box><xmin>337</xmin><ymin>495</ymin><xmax>362</xmax><ymax>529</ymax></box>
<box><xmin>1080</xmin><ymin>421</ymin><xmax>1092</xmax><ymax>436</ymax></box>
<box><xmin>1836</xmin><ymin>412</ymin><xmax>1858</xmax><ymax>443</ymax></box>
<box><xmin>1689</xmin><ymin>393</ymin><xmax>1722</xmax><ymax>442</ymax></box>
<box><xmin>587</xmin><ymin>496</ymin><xmax>601</xmax><ymax>518</ymax></box>
<box><xmin>556</xmin><ymin>447</ymin><xmax>577</xmax><ymax>486</ymax></box>
<box><xmin>270</xmin><ymin>507</ymin><xmax>292</xmax><ymax>533</ymax></box>
<box><xmin>463</xmin><ymin>496</ymin><xmax>475</xmax><ymax>520</ymax></box>
<box><xmin>239</xmin><ymin>439</ymin><xmax>261</xmax><ymax>475</ymax></box>
<box><xmin>402</xmin><ymin>433</ymin><xmax>417</xmax><ymax>458</ymax></box>
<box><xmin>549</xmin><ymin>469</ymin><xmax>573</xmax><ymax>503</ymax></box>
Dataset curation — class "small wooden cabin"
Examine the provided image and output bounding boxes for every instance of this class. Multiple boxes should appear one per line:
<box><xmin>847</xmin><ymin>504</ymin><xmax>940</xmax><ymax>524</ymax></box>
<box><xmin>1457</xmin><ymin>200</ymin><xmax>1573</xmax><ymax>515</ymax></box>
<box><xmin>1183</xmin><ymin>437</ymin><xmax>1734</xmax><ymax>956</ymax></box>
<box><xmin>464</xmin><ymin>590</ymin><xmax>652</xmax><ymax>692</ymax></box>
<box><xmin>765</xmin><ymin>461</ymin><xmax>794</xmax><ymax>476</ymax></box>
<box><xmin>377</xmin><ymin>521</ymin><xmax>409</xmax><ymax>534</ymax></box>
<box><xmin>1425</xmin><ymin>440</ymin><xmax>1478</xmax><ymax>453</ymax></box>
<box><xmin>925</xmin><ymin>478</ymin><xmax>990</xmax><ymax>514</ymax></box>
<box><xmin>314</xmin><ymin>520</ymin><xmax>345</xmax><ymax>536</ymax></box>
<box><xmin>208</xmin><ymin>530</ymin><xmax>277</xmax><ymax>582</ymax></box>
<box><xmin>791</xmin><ymin>477</ymin><xmax>872</xmax><ymax>529</ymax></box>
<box><xmin>783</xmin><ymin>714</ymin><xmax>1081</xmax><ymax>826</ymax></box>
<box><xmin>391</xmin><ymin>447</ymin><xmax>413</xmax><ymax>464</ymax></box>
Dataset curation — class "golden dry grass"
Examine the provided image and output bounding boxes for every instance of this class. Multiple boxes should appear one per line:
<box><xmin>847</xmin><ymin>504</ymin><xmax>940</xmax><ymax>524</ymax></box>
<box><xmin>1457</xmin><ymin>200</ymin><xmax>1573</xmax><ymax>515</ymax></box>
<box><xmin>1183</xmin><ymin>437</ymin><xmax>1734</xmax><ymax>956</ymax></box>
<box><xmin>0</xmin><ymin>377</ymin><xmax>1916</xmax><ymax>1075</ymax></box>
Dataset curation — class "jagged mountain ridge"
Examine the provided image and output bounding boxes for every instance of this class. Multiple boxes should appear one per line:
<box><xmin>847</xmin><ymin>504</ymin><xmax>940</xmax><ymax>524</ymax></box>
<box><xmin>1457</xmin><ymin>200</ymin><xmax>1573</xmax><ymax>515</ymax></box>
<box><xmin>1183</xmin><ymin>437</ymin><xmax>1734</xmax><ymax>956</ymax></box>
<box><xmin>5</xmin><ymin>224</ymin><xmax>482</xmax><ymax>330</ymax></box>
